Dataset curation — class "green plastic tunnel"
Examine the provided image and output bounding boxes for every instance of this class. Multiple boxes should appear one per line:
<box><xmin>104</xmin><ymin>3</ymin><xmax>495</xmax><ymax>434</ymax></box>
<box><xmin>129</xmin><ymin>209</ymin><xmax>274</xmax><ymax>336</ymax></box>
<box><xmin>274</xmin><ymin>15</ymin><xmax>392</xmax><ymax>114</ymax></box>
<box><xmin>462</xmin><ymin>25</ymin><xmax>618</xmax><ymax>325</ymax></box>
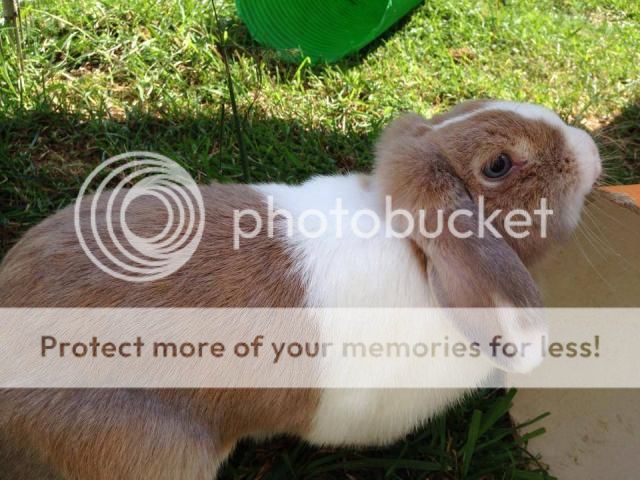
<box><xmin>236</xmin><ymin>0</ymin><xmax>424</xmax><ymax>63</ymax></box>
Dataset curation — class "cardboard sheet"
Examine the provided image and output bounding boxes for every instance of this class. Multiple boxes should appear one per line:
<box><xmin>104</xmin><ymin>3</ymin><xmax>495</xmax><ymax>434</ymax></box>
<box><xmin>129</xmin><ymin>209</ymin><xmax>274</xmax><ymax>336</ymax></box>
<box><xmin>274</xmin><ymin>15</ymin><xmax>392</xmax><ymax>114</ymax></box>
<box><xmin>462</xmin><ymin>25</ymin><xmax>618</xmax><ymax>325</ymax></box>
<box><xmin>512</xmin><ymin>187</ymin><xmax>640</xmax><ymax>479</ymax></box>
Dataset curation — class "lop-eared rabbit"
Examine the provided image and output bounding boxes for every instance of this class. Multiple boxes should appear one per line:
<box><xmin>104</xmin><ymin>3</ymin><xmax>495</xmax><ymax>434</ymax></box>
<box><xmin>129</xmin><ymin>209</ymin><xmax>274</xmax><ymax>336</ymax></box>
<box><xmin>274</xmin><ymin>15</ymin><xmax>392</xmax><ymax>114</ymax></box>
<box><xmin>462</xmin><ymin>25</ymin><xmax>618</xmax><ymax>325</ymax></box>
<box><xmin>0</xmin><ymin>100</ymin><xmax>601</xmax><ymax>479</ymax></box>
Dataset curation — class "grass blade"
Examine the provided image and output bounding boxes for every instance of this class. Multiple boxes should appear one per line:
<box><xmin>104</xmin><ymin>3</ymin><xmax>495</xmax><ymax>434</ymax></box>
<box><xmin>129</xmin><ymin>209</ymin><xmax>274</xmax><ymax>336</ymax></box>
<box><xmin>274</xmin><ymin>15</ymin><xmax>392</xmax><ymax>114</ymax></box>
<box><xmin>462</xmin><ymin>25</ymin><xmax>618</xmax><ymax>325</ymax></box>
<box><xmin>461</xmin><ymin>409</ymin><xmax>483</xmax><ymax>478</ymax></box>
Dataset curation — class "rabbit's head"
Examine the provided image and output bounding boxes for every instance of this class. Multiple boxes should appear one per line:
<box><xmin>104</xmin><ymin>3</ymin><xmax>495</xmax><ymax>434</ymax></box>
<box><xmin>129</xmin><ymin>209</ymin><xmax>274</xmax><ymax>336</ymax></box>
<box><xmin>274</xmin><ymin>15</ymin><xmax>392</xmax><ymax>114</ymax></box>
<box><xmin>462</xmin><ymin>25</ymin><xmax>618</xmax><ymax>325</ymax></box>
<box><xmin>374</xmin><ymin>100</ymin><xmax>601</xmax><ymax>371</ymax></box>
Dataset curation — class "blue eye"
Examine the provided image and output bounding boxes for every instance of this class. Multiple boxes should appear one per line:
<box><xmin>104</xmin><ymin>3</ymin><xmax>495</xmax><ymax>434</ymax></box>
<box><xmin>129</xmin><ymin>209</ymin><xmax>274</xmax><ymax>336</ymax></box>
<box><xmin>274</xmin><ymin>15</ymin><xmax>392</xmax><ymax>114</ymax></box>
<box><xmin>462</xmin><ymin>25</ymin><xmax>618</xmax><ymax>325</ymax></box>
<box><xmin>483</xmin><ymin>153</ymin><xmax>512</xmax><ymax>179</ymax></box>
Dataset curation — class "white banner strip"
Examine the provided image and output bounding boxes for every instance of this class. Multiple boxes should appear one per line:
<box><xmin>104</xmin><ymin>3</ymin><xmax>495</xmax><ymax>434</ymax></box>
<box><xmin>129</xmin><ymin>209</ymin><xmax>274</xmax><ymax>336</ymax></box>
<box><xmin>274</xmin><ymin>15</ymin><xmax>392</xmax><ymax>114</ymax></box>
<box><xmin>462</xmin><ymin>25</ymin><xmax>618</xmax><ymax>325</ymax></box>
<box><xmin>0</xmin><ymin>308</ymin><xmax>637</xmax><ymax>388</ymax></box>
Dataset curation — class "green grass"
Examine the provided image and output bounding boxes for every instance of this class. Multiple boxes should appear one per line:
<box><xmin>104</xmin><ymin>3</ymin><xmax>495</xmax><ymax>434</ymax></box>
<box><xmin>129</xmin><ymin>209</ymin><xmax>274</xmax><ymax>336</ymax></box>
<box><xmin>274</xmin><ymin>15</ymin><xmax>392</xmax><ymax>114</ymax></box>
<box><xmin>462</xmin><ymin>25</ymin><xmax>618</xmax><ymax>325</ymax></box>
<box><xmin>219</xmin><ymin>389</ymin><xmax>551</xmax><ymax>480</ymax></box>
<box><xmin>1</xmin><ymin>0</ymin><xmax>639</xmax><ymax>477</ymax></box>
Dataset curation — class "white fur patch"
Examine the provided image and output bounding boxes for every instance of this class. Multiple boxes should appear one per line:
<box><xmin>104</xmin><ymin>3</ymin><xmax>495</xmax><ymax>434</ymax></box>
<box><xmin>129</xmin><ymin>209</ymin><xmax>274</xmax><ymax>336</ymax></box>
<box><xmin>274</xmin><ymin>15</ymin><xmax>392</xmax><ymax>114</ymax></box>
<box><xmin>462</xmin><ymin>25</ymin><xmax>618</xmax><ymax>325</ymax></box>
<box><xmin>432</xmin><ymin>100</ymin><xmax>566</xmax><ymax>130</ymax></box>
<box><xmin>255</xmin><ymin>176</ymin><xmax>429</xmax><ymax>308</ymax></box>
<box><xmin>563</xmin><ymin>126</ymin><xmax>602</xmax><ymax>228</ymax></box>
<box><xmin>254</xmin><ymin>177</ymin><xmax>494</xmax><ymax>445</ymax></box>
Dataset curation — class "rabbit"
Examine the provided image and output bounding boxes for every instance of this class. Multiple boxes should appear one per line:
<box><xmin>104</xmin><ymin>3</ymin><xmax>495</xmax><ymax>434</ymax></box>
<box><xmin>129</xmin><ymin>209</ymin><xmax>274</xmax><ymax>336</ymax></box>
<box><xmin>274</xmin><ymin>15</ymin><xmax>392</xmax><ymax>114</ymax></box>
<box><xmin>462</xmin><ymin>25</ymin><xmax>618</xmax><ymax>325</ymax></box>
<box><xmin>0</xmin><ymin>99</ymin><xmax>602</xmax><ymax>479</ymax></box>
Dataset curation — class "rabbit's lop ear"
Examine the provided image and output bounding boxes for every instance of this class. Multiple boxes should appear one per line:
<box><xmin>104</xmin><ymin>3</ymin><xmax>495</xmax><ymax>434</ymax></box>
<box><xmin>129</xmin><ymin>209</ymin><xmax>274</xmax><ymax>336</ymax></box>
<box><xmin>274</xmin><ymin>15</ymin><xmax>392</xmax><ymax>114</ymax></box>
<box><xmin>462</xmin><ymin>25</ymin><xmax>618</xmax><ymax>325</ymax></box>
<box><xmin>421</xmin><ymin>204</ymin><xmax>546</xmax><ymax>373</ymax></box>
<box><xmin>374</xmin><ymin>116</ymin><xmax>546</xmax><ymax>372</ymax></box>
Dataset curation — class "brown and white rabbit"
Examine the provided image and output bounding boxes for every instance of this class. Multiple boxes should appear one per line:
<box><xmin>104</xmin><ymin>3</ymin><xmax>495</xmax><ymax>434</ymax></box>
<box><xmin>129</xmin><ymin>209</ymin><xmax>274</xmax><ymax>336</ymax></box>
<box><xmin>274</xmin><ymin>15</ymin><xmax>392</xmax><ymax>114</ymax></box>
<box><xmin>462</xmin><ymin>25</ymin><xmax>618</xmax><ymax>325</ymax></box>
<box><xmin>0</xmin><ymin>100</ymin><xmax>601</xmax><ymax>479</ymax></box>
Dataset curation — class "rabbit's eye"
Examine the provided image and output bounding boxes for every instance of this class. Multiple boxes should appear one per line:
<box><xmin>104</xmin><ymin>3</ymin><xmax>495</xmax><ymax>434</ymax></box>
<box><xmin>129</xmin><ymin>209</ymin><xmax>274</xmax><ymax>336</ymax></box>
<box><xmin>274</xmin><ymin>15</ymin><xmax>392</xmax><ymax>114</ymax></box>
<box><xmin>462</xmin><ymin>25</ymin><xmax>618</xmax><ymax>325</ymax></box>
<box><xmin>483</xmin><ymin>153</ymin><xmax>512</xmax><ymax>179</ymax></box>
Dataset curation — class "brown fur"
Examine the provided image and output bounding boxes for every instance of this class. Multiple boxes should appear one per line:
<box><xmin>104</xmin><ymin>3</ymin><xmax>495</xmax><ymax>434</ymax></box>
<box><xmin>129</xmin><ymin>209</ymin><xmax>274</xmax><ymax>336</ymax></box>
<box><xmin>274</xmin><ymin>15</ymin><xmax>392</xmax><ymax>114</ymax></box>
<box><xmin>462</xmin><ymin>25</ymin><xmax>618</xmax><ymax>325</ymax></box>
<box><xmin>375</xmin><ymin>107</ymin><xmax>579</xmax><ymax>267</ymax></box>
<box><xmin>0</xmin><ymin>184</ymin><xmax>319</xmax><ymax>479</ymax></box>
<box><xmin>0</xmin><ymin>184</ymin><xmax>306</xmax><ymax>307</ymax></box>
